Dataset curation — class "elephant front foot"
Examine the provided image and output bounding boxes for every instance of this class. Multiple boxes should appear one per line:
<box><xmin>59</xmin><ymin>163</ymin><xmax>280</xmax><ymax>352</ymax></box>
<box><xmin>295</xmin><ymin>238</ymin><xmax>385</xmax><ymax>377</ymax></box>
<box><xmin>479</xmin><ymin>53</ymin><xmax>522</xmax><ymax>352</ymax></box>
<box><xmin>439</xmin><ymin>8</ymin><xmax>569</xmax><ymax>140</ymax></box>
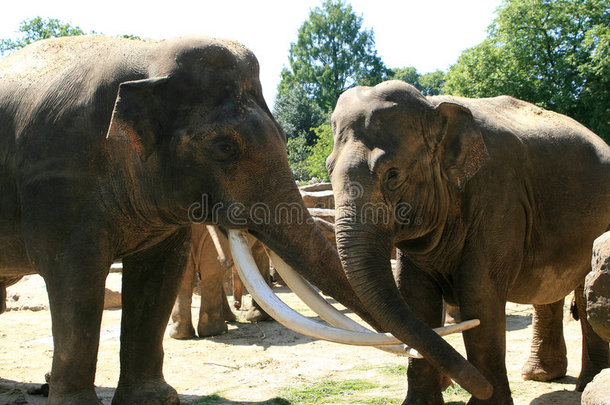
<box><xmin>113</xmin><ymin>379</ymin><xmax>179</xmax><ymax>405</ymax></box>
<box><xmin>168</xmin><ymin>321</ymin><xmax>196</xmax><ymax>340</ymax></box>
<box><xmin>47</xmin><ymin>388</ymin><xmax>102</xmax><ymax>405</ymax></box>
<box><xmin>197</xmin><ymin>316</ymin><xmax>228</xmax><ymax>337</ymax></box>
<box><xmin>246</xmin><ymin>306</ymin><xmax>270</xmax><ymax>322</ymax></box>
<box><xmin>402</xmin><ymin>391</ymin><xmax>443</xmax><ymax>405</ymax></box>
<box><xmin>467</xmin><ymin>396</ymin><xmax>513</xmax><ymax>405</ymax></box>
<box><xmin>224</xmin><ymin>309</ymin><xmax>237</xmax><ymax>322</ymax></box>
<box><xmin>521</xmin><ymin>355</ymin><xmax>567</xmax><ymax>381</ymax></box>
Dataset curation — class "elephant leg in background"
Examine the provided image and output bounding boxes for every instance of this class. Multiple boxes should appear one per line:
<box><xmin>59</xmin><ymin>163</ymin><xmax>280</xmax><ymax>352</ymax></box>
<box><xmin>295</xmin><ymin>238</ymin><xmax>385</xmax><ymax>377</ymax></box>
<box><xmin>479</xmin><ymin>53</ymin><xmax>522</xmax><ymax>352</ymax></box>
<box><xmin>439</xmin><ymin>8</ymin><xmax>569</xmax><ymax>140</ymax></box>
<box><xmin>573</xmin><ymin>284</ymin><xmax>610</xmax><ymax>391</ymax></box>
<box><xmin>395</xmin><ymin>251</ymin><xmax>446</xmax><ymax>405</ymax></box>
<box><xmin>245</xmin><ymin>239</ymin><xmax>271</xmax><ymax>322</ymax></box>
<box><xmin>521</xmin><ymin>299</ymin><xmax>567</xmax><ymax>381</ymax></box>
<box><xmin>196</xmin><ymin>233</ymin><xmax>234</xmax><ymax>337</ymax></box>
<box><xmin>232</xmin><ymin>267</ymin><xmax>244</xmax><ymax>309</ymax></box>
<box><xmin>114</xmin><ymin>228</ymin><xmax>189</xmax><ymax>405</ymax></box>
<box><xmin>169</xmin><ymin>252</ymin><xmax>197</xmax><ymax>339</ymax></box>
<box><xmin>220</xmin><ymin>284</ymin><xmax>237</xmax><ymax>323</ymax></box>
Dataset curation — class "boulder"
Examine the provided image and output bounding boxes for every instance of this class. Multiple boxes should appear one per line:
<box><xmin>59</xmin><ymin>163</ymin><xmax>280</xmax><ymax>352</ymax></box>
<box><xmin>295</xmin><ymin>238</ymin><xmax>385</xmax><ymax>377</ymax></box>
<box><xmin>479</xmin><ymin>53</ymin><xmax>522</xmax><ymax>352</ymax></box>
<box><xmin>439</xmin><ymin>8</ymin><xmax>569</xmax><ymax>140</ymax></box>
<box><xmin>581</xmin><ymin>368</ymin><xmax>610</xmax><ymax>405</ymax></box>
<box><xmin>585</xmin><ymin>232</ymin><xmax>610</xmax><ymax>342</ymax></box>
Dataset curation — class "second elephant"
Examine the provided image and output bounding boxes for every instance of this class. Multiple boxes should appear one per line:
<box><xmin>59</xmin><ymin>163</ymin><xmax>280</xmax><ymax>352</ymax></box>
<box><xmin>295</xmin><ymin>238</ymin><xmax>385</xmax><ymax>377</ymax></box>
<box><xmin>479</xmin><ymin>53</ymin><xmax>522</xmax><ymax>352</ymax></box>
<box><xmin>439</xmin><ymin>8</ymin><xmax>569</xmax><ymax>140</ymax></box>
<box><xmin>328</xmin><ymin>81</ymin><xmax>610</xmax><ymax>404</ymax></box>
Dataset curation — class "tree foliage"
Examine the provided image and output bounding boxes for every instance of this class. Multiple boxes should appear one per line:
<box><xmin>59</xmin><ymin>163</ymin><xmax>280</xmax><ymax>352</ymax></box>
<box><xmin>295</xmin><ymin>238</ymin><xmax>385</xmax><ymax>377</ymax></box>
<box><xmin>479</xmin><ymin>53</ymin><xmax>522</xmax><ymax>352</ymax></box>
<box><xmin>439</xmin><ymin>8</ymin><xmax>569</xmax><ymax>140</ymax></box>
<box><xmin>279</xmin><ymin>0</ymin><xmax>389</xmax><ymax>114</ymax></box>
<box><xmin>389</xmin><ymin>67</ymin><xmax>446</xmax><ymax>96</ymax></box>
<box><xmin>286</xmin><ymin>136</ymin><xmax>313</xmax><ymax>182</ymax></box>
<box><xmin>305</xmin><ymin>124</ymin><xmax>334</xmax><ymax>181</ymax></box>
<box><xmin>273</xmin><ymin>88</ymin><xmax>327</xmax><ymax>145</ymax></box>
<box><xmin>444</xmin><ymin>0</ymin><xmax>609</xmax><ymax>140</ymax></box>
<box><xmin>0</xmin><ymin>17</ymin><xmax>87</xmax><ymax>55</ymax></box>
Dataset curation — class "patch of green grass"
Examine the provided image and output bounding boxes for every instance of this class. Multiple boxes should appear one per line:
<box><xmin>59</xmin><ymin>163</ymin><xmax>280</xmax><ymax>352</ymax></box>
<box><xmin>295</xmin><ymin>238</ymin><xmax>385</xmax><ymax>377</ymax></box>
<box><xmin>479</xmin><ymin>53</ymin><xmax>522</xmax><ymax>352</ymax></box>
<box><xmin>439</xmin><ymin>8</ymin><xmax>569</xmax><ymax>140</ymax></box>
<box><xmin>378</xmin><ymin>363</ymin><xmax>408</xmax><ymax>376</ymax></box>
<box><xmin>281</xmin><ymin>379</ymin><xmax>377</xmax><ymax>405</ymax></box>
<box><xmin>442</xmin><ymin>383</ymin><xmax>470</xmax><ymax>403</ymax></box>
<box><xmin>350</xmin><ymin>397</ymin><xmax>402</xmax><ymax>405</ymax></box>
<box><xmin>186</xmin><ymin>394</ymin><xmax>224</xmax><ymax>405</ymax></box>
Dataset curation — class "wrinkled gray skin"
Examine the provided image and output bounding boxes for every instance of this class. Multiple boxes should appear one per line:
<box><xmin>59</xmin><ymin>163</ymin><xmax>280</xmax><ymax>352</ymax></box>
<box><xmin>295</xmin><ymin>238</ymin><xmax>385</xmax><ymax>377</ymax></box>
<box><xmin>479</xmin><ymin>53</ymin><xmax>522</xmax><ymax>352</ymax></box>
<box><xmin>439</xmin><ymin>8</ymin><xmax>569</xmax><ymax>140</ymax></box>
<box><xmin>0</xmin><ymin>35</ymin><xmax>383</xmax><ymax>405</ymax></box>
<box><xmin>329</xmin><ymin>81</ymin><xmax>610</xmax><ymax>405</ymax></box>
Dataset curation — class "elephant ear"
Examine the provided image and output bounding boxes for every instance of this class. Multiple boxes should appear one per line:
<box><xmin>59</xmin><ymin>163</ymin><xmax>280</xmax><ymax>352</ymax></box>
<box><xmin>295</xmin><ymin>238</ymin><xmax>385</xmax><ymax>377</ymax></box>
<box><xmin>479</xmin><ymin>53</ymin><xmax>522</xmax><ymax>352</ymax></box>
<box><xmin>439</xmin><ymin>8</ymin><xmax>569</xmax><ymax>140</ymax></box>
<box><xmin>106</xmin><ymin>76</ymin><xmax>170</xmax><ymax>161</ymax></box>
<box><xmin>429</xmin><ymin>102</ymin><xmax>490</xmax><ymax>190</ymax></box>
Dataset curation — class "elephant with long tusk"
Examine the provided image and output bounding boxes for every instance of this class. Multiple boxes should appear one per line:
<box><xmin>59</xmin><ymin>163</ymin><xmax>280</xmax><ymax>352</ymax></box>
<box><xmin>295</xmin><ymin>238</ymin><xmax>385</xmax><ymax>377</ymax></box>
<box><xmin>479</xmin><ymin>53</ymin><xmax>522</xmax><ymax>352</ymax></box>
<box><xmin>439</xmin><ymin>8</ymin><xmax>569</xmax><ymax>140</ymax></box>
<box><xmin>0</xmin><ymin>36</ymin><xmax>488</xmax><ymax>404</ymax></box>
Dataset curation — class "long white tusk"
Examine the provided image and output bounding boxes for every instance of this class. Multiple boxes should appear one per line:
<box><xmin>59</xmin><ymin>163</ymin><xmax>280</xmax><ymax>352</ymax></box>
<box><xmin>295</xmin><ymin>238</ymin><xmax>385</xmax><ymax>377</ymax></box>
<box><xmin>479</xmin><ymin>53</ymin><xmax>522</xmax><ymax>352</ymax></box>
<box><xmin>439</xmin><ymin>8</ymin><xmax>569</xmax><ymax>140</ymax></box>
<box><xmin>229</xmin><ymin>230</ymin><xmax>401</xmax><ymax>346</ymax></box>
<box><xmin>267</xmin><ymin>250</ymin><xmax>480</xmax><ymax>357</ymax></box>
<box><xmin>266</xmin><ymin>250</ymin><xmax>420</xmax><ymax>357</ymax></box>
<box><xmin>229</xmin><ymin>230</ymin><xmax>480</xmax><ymax>353</ymax></box>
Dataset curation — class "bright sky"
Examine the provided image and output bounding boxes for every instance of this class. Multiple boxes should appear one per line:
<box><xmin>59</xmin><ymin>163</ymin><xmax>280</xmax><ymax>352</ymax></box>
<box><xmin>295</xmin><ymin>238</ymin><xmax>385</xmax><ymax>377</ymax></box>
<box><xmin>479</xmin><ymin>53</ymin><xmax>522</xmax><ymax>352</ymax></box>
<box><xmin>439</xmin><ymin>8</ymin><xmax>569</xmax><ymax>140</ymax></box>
<box><xmin>0</xmin><ymin>0</ymin><xmax>502</xmax><ymax>105</ymax></box>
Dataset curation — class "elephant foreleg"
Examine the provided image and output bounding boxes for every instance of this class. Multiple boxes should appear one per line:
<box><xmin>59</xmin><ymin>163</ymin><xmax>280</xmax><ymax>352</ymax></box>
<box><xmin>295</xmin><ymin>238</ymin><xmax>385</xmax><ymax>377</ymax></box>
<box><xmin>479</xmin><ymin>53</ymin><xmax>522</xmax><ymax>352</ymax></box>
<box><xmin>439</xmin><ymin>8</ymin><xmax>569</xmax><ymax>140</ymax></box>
<box><xmin>22</xmin><ymin>194</ymin><xmax>111</xmax><ymax>405</ymax></box>
<box><xmin>521</xmin><ymin>299</ymin><xmax>567</xmax><ymax>381</ymax></box>
<box><xmin>114</xmin><ymin>228</ymin><xmax>189</xmax><ymax>405</ymax></box>
<box><xmin>43</xmin><ymin>262</ymin><xmax>108</xmax><ymax>405</ymax></box>
<box><xmin>395</xmin><ymin>251</ymin><xmax>445</xmax><ymax>405</ymax></box>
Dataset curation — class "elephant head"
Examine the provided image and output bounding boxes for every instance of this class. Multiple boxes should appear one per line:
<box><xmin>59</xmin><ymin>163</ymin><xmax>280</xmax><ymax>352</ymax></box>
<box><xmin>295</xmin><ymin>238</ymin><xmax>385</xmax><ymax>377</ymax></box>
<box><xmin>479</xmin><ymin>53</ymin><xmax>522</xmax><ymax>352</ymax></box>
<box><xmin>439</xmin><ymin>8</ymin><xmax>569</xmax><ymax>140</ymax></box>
<box><xmin>328</xmin><ymin>80</ymin><xmax>492</xmax><ymax>398</ymax></box>
<box><xmin>104</xmin><ymin>36</ymin><xmax>373</xmax><ymax>326</ymax></box>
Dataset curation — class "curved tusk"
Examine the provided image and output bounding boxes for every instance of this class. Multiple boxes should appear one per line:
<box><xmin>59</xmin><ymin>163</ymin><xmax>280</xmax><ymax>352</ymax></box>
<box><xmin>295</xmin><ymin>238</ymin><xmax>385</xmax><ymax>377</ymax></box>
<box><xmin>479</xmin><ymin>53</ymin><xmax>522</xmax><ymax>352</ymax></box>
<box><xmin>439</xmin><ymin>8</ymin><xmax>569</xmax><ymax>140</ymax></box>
<box><xmin>266</xmin><ymin>250</ymin><xmax>420</xmax><ymax>357</ymax></box>
<box><xmin>229</xmin><ymin>230</ymin><xmax>402</xmax><ymax>346</ymax></box>
<box><xmin>229</xmin><ymin>230</ymin><xmax>480</xmax><ymax>353</ymax></box>
<box><xmin>267</xmin><ymin>250</ymin><xmax>480</xmax><ymax>357</ymax></box>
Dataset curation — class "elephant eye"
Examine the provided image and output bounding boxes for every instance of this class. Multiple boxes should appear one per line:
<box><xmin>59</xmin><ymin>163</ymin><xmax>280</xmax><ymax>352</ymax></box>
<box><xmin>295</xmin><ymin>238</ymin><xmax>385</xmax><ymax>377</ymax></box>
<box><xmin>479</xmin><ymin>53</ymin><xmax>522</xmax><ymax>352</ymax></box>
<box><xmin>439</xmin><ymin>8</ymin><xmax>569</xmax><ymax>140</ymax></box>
<box><xmin>219</xmin><ymin>143</ymin><xmax>233</xmax><ymax>153</ymax></box>
<box><xmin>385</xmin><ymin>168</ymin><xmax>403</xmax><ymax>191</ymax></box>
<box><xmin>211</xmin><ymin>138</ymin><xmax>239</xmax><ymax>161</ymax></box>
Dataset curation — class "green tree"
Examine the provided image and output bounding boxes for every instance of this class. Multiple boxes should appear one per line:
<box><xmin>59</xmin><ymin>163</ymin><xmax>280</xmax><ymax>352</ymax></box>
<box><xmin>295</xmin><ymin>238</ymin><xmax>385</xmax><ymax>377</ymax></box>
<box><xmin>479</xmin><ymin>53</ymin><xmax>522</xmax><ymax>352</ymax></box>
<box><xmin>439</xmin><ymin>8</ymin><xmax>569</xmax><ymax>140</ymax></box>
<box><xmin>1</xmin><ymin>17</ymin><xmax>87</xmax><ymax>55</ymax></box>
<box><xmin>305</xmin><ymin>124</ymin><xmax>334</xmax><ymax>181</ymax></box>
<box><xmin>273</xmin><ymin>88</ymin><xmax>327</xmax><ymax>145</ymax></box>
<box><xmin>444</xmin><ymin>0</ymin><xmax>609</xmax><ymax>140</ymax></box>
<box><xmin>279</xmin><ymin>0</ymin><xmax>390</xmax><ymax>114</ymax></box>
<box><xmin>389</xmin><ymin>67</ymin><xmax>446</xmax><ymax>96</ymax></box>
<box><xmin>390</xmin><ymin>67</ymin><xmax>420</xmax><ymax>85</ymax></box>
<box><xmin>286</xmin><ymin>136</ymin><xmax>312</xmax><ymax>182</ymax></box>
<box><xmin>418</xmin><ymin>70</ymin><xmax>446</xmax><ymax>96</ymax></box>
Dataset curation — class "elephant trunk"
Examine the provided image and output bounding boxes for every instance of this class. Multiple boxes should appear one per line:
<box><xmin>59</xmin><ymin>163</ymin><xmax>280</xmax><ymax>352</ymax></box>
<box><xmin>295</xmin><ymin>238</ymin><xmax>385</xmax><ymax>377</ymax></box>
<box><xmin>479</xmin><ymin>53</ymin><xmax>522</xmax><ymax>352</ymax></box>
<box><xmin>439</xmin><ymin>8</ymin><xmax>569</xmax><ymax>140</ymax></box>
<box><xmin>247</xmin><ymin>184</ymin><xmax>382</xmax><ymax>331</ymax></box>
<box><xmin>334</xmin><ymin>214</ymin><xmax>493</xmax><ymax>400</ymax></box>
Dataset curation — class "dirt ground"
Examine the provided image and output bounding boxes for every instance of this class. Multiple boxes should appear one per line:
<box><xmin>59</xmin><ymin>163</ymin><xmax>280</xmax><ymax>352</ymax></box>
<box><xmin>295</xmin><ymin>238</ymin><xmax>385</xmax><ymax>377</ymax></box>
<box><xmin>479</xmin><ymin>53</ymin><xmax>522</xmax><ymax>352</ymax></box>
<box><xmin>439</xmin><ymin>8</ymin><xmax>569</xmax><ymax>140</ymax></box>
<box><xmin>0</xmin><ymin>274</ymin><xmax>585</xmax><ymax>405</ymax></box>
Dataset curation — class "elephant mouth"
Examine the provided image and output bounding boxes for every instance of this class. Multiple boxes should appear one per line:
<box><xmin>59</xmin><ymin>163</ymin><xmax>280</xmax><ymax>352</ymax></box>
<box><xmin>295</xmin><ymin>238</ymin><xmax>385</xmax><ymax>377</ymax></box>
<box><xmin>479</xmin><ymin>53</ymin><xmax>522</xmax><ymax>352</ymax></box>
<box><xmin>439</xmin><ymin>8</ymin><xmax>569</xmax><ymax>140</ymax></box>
<box><xmin>227</xmin><ymin>229</ymin><xmax>480</xmax><ymax>356</ymax></box>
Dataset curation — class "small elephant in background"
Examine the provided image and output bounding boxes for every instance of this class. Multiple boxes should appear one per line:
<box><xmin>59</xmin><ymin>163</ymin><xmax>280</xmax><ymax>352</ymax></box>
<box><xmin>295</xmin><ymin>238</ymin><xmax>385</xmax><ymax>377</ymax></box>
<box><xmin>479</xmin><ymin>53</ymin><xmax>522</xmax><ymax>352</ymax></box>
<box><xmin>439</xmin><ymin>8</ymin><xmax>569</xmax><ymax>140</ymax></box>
<box><xmin>586</xmin><ymin>231</ymin><xmax>610</xmax><ymax>342</ymax></box>
<box><xmin>171</xmin><ymin>183</ymin><xmax>341</xmax><ymax>339</ymax></box>
<box><xmin>170</xmin><ymin>224</ymin><xmax>270</xmax><ymax>338</ymax></box>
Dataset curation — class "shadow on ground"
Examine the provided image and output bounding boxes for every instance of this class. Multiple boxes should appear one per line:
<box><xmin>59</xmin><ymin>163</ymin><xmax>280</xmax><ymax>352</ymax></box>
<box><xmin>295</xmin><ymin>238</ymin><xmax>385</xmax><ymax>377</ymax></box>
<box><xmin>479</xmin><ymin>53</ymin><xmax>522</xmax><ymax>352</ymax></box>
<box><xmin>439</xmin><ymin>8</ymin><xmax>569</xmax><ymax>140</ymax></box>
<box><xmin>506</xmin><ymin>314</ymin><xmax>532</xmax><ymax>331</ymax></box>
<box><xmin>529</xmin><ymin>389</ymin><xmax>581</xmax><ymax>404</ymax></box>
<box><xmin>0</xmin><ymin>379</ymin><xmax>292</xmax><ymax>405</ymax></box>
<box><xmin>180</xmin><ymin>393</ymin><xmax>290</xmax><ymax>404</ymax></box>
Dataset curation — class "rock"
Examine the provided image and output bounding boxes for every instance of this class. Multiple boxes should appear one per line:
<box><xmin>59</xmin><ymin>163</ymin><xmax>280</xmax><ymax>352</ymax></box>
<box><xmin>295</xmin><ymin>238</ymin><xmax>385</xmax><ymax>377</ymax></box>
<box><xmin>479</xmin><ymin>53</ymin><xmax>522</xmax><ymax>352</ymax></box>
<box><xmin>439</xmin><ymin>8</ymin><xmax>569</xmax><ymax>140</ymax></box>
<box><xmin>586</xmin><ymin>232</ymin><xmax>610</xmax><ymax>342</ymax></box>
<box><xmin>103</xmin><ymin>288</ymin><xmax>122</xmax><ymax>309</ymax></box>
<box><xmin>298</xmin><ymin>182</ymin><xmax>332</xmax><ymax>192</ymax></box>
<box><xmin>581</xmin><ymin>368</ymin><xmax>610</xmax><ymax>405</ymax></box>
